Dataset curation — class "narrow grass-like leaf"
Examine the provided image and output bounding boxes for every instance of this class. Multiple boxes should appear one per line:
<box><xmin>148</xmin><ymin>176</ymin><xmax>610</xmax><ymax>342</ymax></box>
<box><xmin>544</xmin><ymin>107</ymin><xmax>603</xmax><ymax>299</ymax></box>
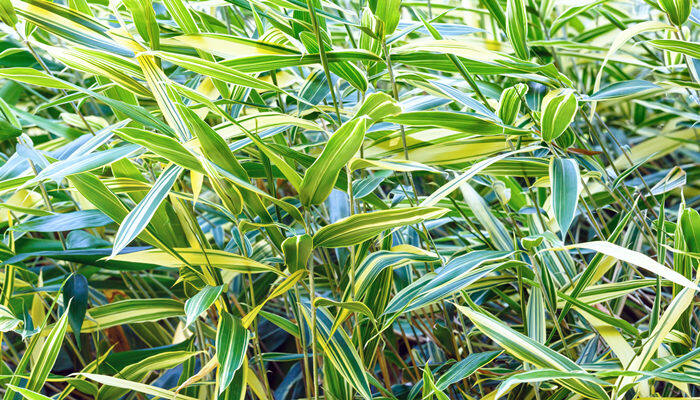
<box><xmin>78</xmin><ymin>373</ymin><xmax>197</xmax><ymax>400</ymax></box>
<box><xmin>216</xmin><ymin>312</ymin><xmax>249</xmax><ymax>393</ymax></box>
<box><xmin>11</xmin><ymin>210</ymin><xmax>112</xmax><ymax>232</ymax></box>
<box><xmin>26</xmin><ymin>305</ymin><xmax>71</xmax><ymax>392</ymax></box>
<box><xmin>30</xmin><ymin>144</ymin><xmax>140</xmax><ymax>184</ymax></box>
<box><xmin>185</xmin><ymin>285</ymin><xmax>224</xmax><ymax>327</ymax></box>
<box><xmin>540</xmin><ymin>89</ymin><xmax>577</xmax><ymax>142</ymax></box>
<box><xmin>81</xmin><ymin>298</ymin><xmax>183</xmax><ymax>332</ymax></box>
<box><xmin>435</xmin><ymin>351</ymin><xmax>501</xmax><ymax>390</ymax></box>
<box><xmin>111</xmin><ymin>164</ymin><xmax>183</xmax><ymax>257</ymax></box>
<box><xmin>300</xmin><ymin>303</ymin><xmax>372</xmax><ymax>399</ymax></box>
<box><xmin>313</xmin><ymin>207</ymin><xmax>448</xmax><ymax>248</ymax></box>
<box><xmin>98</xmin><ymin>351</ymin><xmax>197</xmax><ymax>399</ymax></box>
<box><xmin>550</xmin><ymin>158</ymin><xmax>579</xmax><ymax>239</ymax></box>
<box><xmin>496</xmin><ymin>369</ymin><xmax>609</xmax><ymax>400</ymax></box>
<box><xmin>505</xmin><ymin>0</ymin><xmax>528</xmax><ymax>59</ymax></box>
<box><xmin>456</xmin><ymin>305</ymin><xmax>610</xmax><ymax>400</ymax></box>
<box><xmin>109</xmin><ymin>248</ymin><xmax>280</xmax><ymax>274</ymax></box>
<box><xmin>242</xmin><ymin>270</ymin><xmax>305</xmax><ymax>328</ymax></box>
<box><xmin>553</xmin><ymin>241</ymin><xmax>700</xmax><ymax>292</ymax></box>
<box><xmin>300</xmin><ymin>117</ymin><xmax>367</xmax><ymax>205</ymax></box>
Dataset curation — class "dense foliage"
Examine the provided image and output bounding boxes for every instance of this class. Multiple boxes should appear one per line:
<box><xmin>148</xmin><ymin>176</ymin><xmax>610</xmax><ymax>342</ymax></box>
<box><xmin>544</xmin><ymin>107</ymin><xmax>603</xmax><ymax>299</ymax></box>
<box><xmin>0</xmin><ymin>0</ymin><xmax>699</xmax><ymax>399</ymax></box>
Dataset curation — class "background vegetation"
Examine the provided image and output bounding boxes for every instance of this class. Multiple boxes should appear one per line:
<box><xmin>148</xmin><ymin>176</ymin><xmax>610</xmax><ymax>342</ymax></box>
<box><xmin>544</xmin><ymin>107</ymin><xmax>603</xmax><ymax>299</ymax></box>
<box><xmin>0</xmin><ymin>0</ymin><xmax>698</xmax><ymax>399</ymax></box>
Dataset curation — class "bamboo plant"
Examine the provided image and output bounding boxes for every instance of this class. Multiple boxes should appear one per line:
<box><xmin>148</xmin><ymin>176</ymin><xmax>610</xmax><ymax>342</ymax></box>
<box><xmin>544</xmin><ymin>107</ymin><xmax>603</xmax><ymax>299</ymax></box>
<box><xmin>0</xmin><ymin>0</ymin><xmax>698</xmax><ymax>399</ymax></box>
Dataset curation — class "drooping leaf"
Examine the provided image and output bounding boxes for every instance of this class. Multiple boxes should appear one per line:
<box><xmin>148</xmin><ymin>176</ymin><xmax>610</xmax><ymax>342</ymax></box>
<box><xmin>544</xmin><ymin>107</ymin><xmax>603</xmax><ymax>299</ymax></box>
<box><xmin>549</xmin><ymin>158</ymin><xmax>579</xmax><ymax>239</ymax></box>
<box><xmin>63</xmin><ymin>273</ymin><xmax>88</xmax><ymax>337</ymax></box>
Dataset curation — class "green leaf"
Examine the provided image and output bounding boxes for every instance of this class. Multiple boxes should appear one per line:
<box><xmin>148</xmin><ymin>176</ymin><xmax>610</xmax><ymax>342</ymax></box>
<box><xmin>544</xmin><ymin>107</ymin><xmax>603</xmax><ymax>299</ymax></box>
<box><xmin>300</xmin><ymin>303</ymin><xmax>372</xmax><ymax>399</ymax></box>
<box><xmin>435</xmin><ymin>351</ymin><xmax>500</xmax><ymax>390</ymax></box>
<box><xmin>615</xmin><ymin>286</ymin><xmax>697</xmax><ymax>396</ymax></box>
<box><xmin>355</xmin><ymin>92</ymin><xmax>402</xmax><ymax>122</ymax></box>
<box><xmin>63</xmin><ymin>273</ymin><xmax>88</xmax><ymax>337</ymax></box>
<box><xmin>590</xmin><ymin>21</ymin><xmax>673</xmax><ymax>114</ymax></box>
<box><xmin>300</xmin><ymin>117</ymin><xmax>367</xmax><ymax>205</ymax></box>
<box><xmin>0</xmin><ymin>304</ymin><xmax>22</xmax><ymax>332</ymax></box>
<box><xmin>6</xmin><ymin>386</ymin><xmax>52</xmax><ymax>400</ymax></box>
<box><xmin>352</xmin><ymin>249</ymin><xmax>439</xmax><ymax>300</ymax></box>
<box><xmin>480</xmin><ymin>0</ymin><xmax>506</xmax><ymax>30</ymax></box>
<box><xmin>648</xmin><ymin>39</ymin><xmax>700</xmax><ymax>59</ymax></box>
<box><xmin>123</xmin><ymin>0</ymin><xmax>159</xmax><ymax>50</ymax></box>
<box><xmin>78</xmin><ymin>373</ymin><xmax>197</xmax><ymax>400</ymax></box>
<box><xmin>460</xmin><ymin>183</ymin><xmax>514</xmax><ymax>251</ymax></box>
<box><xmin>116</xmin><ymin>128</ymin><xmax>203</xmax><ymax>172</ymax></box>
<box><xmin>0</xmin><ymin>98</ymin><xmax>21</xmax><ymax>140</ymax></box>
<box><xmin>588</xmin><ymin>80</ymin><xmax>660</xmax><ymax>101</ymax></box>
<box><xmin>111</xmin><ymin>164</ymin><xmax>183</xmax><ymax>257</ymax></box>
<box><xmin>506</xmin><ymin>0</ymin><xmax>528</xmax><ymax>59</ymax></box>
<box><xmin>658</xmin><ymin>0</ymin><xmax>691</xmax><ymax>25</ymax></box>
<box><xmin>282</xmin><ymin>234</ymin><xmax>313</xmax><ymax>272</ymax></box>
<box><xmin>109</xmin><ymin>247</ymin><xmax>281</xmax><ymax>274</ymax></box>
<box><xmin>554</xmin><ymin>241</ymin><xmax>700</xmax><ymax>292</ymax></box>
<box><xmin>456</xmin><ymin>305</ymin><xmax>610</xmax><ymax>400</ymax></box>
<box><xmin>67</xmin><ymin>172</ymin><xmax>160</xmax><ymax>247</ymax></box>
<box><xmin>497</xmin><ymin>83</ymin><xmax>527</xmax><ymax>125</ymax></box>
<box><xmin>216</xmin><ymin>311</ymin><xmax>249</xmax><ymax>393</ymax></box>
<box><xmin>242</xmin><ymin>270</ymin><xmax>305</xmax><ymax>328</ymax></box>
<box><xmin>0</xmin><ymin>67</ymin><xmax>73</xmax><ymax>89</ymax></box>
<box><xmin>81</xmin><ymin>298</ymin><xmax>184</xmax><ymax>332</ymax></box>
<box><xmin>184</xmin><ymin>285</ymin><xmax>224</xmax><ymax>327</ymax></box>
<box><xmin>11</xmin><ymin>210</ymin><xmax>113</xmax><ymax>232</ymax></box>
<box><xmin>368</xmin><ymin>0</ymin><xmax>401</xmax><ymax>35</ymax></box>
<box><xmin>0</xmin><ymin>0</ymin><xmax>17</xmax><ymax>26</ymax></box>
<box><xmin>383</xmin><ymin>111</ymin><xmax>528</xmax><ymax>135</ymax></box>
<box><xmin>30</xmin><ymin>144</ymin><xmax>141</xmax><ymax>184</ymax></box>
<box><xmin>550</xmin><ymin>0</ymin><xmax>606</xmax><ymax>33</ymax></box>
<box><xmin>496</xmin><ymin>369</ymin><xmax>610</xmax><ymax>400</ymax></box>
<box><xmin>550</xmin><ymin>158</ymin><xmax>579</xmax><ymax>239</ymax></box>
<box><xmin>540</xmin><ymin>89</ymin><xmax>577</xmax><ymax>142</ymax></box>
<box><xmin>13</xmin><ymin>0</ymin><xmax>134</xmax><ymax>57</ymax></box>
<box><xmin>420</xmin><ymin>146</ymin><xmax>537</xmax><ymax>207</ymax></box>
<box><xmin>153</xmin><ymin>50</ymin><xmax>287</xmax><ymax>93</ymax></box>
<box><xmin>383</xmin><ymin>251</ymin><xmax>514</xmax><ymax>317</ymax></box>
<box><xmin>313</xmin><ymin>207</ymin><xmax>448</xmax><ymax>248</ymax></box>
<box><xmin>527</xmin><ymin>288</ymin><xmax>546</xmax><ymax>344</ymax></box>
<box><xmin>26</xmin><ymin>305</ymin><xmax>71</xmax><ymax>392</ymax></box>
<box><xmin>98</xmin><ymin>351</ymin><xmax>197</xmax><ymax>399</ymax></box>
<box><xmin>423</xmin><ymin>365</ymin><xmax>450</xmax><ymax>400</ymax></box>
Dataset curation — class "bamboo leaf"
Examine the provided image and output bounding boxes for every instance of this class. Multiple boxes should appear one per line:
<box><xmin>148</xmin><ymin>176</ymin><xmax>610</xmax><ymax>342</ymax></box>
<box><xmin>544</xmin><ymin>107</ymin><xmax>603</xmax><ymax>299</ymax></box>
<box><xmin>216</xmin><ymin>312</ymin><xmax>249</xmax><ymax>393</ymax></box>
<box><xmin>456</xmin><ymin>305</ymin><xmax>611</xmax><ymax>400</ymax></box>
<box><xmin>540</xmin><ymin>89</ymin><xmax>577</xmax><ymax>142</ymax></box>
<box><xmin>184</xmin><ymin>285</ymin><xmax>225</xmax><ymax>327</ymax></box>
<box><xmin>300</xmin><ymin>117</ymin><xmax>367</xmax><ymax>205</ymax></box>
<box><xmin>111</xmin><ymin>164</ymin><xmax>183</xmax><ymax>257</ymax></box>
<box><xmin>550</xmin><ymin>158</ymin><xmax>579</xmax><ymax>239</ymax></box>
<box><xmin>552</xmin><ymin>241</ymin><xmax>700</xmax><ymax>292</ymax></box>
<box><xmin>26</xmin><ymin>305</ymin><xmax>71</xmax><ymax>392</ymax></box>
<box><xmin>282</xmin><ymin>234</ymin><xmax>313</xmax><ymax>272</ymax></box>
<box><xmin>299</xmin><ymin>303</ymin><xmax>372</xmax><ymax>399</ymax></box>
<box><xmin>313</xmin><ymin>207</ymin><xmax>448</xmax><ymax>248</ymax></box>
<box><xmin>505</xmin><ymin>0</ymin><xmax>528</xmax><ymax>59</ymax></box>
